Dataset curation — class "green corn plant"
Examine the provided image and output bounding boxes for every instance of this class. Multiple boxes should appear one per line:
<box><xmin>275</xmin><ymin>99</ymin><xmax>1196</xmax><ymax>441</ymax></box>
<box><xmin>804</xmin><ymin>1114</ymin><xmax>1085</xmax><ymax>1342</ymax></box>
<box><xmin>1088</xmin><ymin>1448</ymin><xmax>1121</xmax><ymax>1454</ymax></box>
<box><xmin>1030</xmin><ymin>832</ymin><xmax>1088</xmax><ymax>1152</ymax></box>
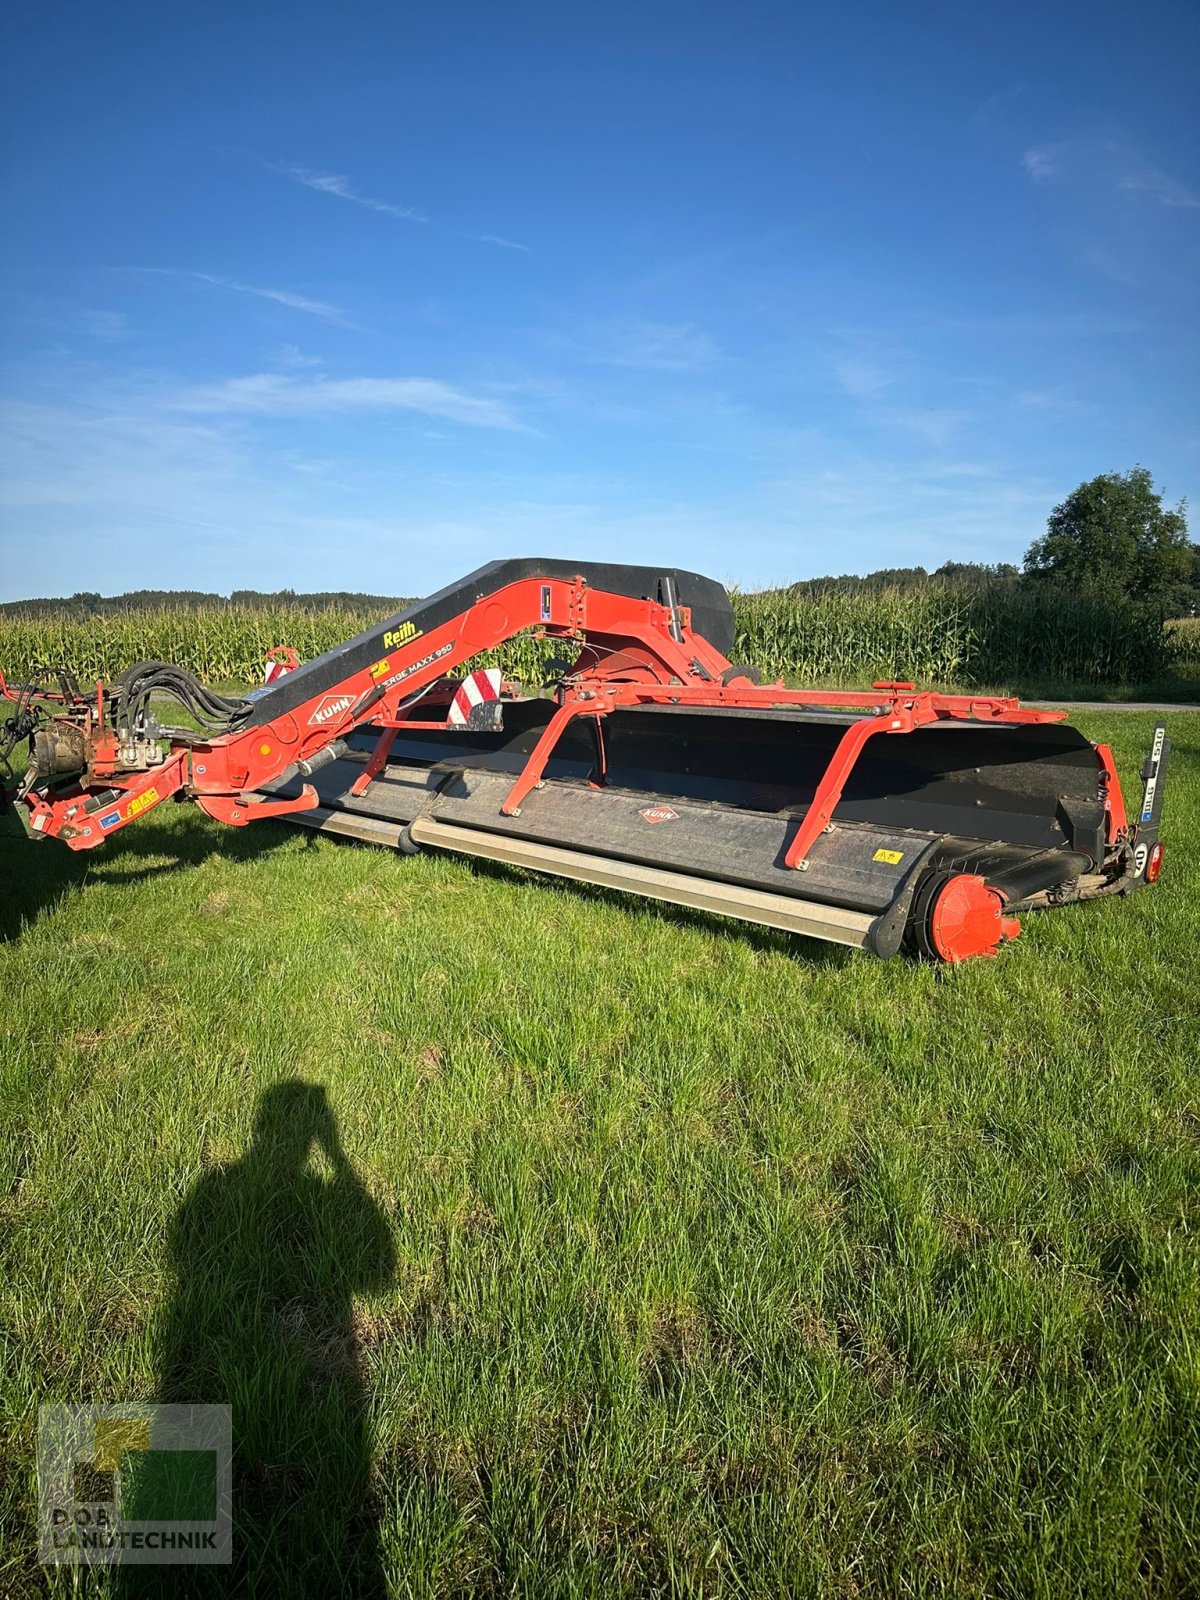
<box><xmin>0</xmin><ymin>587</ymin><xmax>1177</xmax><ymax>694</ymax></box>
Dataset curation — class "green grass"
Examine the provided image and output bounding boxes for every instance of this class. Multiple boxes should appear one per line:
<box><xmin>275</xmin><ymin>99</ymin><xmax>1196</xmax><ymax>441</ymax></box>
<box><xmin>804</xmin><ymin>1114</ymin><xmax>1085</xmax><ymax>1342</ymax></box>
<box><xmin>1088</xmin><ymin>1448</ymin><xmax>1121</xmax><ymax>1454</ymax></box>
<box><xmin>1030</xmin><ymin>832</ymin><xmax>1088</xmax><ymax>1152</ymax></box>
<box><xmin>2</xmin><ymin>710</ymin><xmax>1198</xmax><ymax>1598</ymax></box>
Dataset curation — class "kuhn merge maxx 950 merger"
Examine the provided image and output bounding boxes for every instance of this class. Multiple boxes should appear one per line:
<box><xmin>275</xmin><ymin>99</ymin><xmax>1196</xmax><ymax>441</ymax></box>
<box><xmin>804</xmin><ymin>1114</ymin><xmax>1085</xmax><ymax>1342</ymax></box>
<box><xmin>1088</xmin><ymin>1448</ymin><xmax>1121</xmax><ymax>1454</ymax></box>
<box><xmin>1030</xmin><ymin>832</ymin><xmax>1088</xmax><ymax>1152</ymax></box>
<box><xmin>3</xmin><ymin>559</ymin><xmax>1169</xmax><ymax>961</ymax></box>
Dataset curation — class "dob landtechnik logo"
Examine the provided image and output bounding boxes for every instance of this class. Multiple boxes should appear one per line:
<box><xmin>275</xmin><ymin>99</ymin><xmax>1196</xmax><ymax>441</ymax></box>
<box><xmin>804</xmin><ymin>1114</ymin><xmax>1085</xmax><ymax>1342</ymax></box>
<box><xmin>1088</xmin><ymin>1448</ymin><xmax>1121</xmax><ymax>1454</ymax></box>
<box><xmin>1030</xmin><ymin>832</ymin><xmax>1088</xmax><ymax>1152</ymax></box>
<box><xmin>38</xmin><ymin>1403</ymin><xmax>231</xmax><ymax>1566</ymax></box>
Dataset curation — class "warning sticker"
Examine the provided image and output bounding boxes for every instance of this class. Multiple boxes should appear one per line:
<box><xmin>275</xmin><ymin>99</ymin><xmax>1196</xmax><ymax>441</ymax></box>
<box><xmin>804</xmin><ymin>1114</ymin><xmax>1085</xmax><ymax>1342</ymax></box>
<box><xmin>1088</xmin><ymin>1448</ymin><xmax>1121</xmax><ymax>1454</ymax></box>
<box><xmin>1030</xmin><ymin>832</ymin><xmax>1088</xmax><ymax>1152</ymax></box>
<box><xmin>872</xmin><ymin>848</ymin><xmax>904</xmax><ymax>865</ymax></box>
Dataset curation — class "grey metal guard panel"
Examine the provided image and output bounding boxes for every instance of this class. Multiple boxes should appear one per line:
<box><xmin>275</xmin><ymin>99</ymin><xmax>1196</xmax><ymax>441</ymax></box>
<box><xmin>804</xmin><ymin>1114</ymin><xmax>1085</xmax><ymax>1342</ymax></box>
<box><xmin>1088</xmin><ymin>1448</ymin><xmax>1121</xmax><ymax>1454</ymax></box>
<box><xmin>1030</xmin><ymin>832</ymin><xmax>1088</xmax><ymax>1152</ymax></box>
<box><xmin>421</xmin><ymin>770</ymin><xmax>935</xmax><ymax>914</ymax></box>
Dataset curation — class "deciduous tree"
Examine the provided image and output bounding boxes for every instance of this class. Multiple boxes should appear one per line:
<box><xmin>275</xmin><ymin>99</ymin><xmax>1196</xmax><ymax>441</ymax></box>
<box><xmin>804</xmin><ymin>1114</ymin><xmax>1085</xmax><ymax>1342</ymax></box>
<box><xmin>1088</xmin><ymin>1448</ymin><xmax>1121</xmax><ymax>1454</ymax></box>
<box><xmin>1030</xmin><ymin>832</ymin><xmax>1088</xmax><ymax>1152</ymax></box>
<box><xmin>1024</xmin><ymin>468</ymin><xmax>1191</xmax><ymax>608</ymax></box>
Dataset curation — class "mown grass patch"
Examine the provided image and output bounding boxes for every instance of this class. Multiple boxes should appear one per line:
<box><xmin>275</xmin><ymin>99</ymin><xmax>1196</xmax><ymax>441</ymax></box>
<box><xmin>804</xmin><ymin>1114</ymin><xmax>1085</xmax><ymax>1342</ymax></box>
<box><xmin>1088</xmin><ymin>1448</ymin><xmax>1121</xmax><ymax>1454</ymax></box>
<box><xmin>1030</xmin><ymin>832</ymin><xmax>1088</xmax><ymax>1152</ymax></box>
<box><xmin>1</xmin><ymin>711</ymin><xmax>1197</xmax><ymax>1597</ymax></box>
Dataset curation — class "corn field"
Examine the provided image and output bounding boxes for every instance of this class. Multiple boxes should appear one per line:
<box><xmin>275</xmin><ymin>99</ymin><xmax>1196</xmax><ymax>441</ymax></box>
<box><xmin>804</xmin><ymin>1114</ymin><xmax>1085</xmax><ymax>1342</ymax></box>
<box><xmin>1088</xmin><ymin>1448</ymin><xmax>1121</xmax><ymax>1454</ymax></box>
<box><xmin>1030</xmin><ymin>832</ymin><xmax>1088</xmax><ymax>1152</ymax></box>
<box><xmin>0</xmin><ymin>587</ymin><xmax>1179</xmax><ymax>693</ymax></box>
<box><xmin>1167</xmin><ymin>616</ymin><xmax>1200</xmax><ymax>664</ymax></box>
<box><xmin>732</xmin><ymin>585</ymin><xmax>1178</xmax><ymax>688</ymax></box>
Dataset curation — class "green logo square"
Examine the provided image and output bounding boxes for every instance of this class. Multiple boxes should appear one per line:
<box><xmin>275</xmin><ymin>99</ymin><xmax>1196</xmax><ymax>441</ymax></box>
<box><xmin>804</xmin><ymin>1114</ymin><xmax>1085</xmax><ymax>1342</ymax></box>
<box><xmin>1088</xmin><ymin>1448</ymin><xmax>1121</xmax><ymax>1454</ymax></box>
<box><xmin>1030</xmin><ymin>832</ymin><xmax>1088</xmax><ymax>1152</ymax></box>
<box><xmin>120</xmin><ymin>1450</ymin><xmax>217</xmax><ymax>1522</ymax></box>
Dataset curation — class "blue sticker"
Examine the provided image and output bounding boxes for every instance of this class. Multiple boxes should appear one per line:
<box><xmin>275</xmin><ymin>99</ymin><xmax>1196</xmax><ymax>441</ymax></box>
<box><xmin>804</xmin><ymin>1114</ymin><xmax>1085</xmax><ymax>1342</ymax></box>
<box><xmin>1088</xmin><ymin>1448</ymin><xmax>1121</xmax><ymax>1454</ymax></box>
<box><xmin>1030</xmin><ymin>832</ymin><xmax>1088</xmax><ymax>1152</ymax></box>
<box><xmin>99</xmin><ymin>811</ymin><xmax>121</xmax><ymax>830</ymax></box>
<box><xmin>1142</xmin><ymin>809</ymin><xmax>1153</xmax><ymax>822</ymax></box>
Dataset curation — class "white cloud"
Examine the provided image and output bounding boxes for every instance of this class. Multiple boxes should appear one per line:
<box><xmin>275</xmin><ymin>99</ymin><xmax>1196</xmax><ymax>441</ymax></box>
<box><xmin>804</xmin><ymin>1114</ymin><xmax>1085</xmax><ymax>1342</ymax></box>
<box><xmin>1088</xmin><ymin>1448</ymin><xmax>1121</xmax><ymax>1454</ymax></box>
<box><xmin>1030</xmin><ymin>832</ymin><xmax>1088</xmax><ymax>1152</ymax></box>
<box><xmin>581</xmin><ymin>320</ymin><xmax>720</xmax><ymax>371</ymax></box>
<box><xmin>169</xmin><ymin>373</ymin><xmax>521</xmax><ymax>430</ymax></box>
<box><xmin>274</xmin><ymin>162</ymin><xmax>428</xmax><ymax>222</ymax></box>
<box><xmin>1119</xmin><ymin>168</ymin><xmax>1200</xmax><ymax>210</ymax></box>
<box><xmin>473</xmin><ymin>233</ymin><xmax>531</xmax><ymax>253</ymax></box>
<box><xmin>82</xmin><ymin>309</ymin><xmax>129</xmax><ymax>342</ymax></box>
<box><xmin>1022</xmin><ymin>139</ymin><xmax>1199</xmax><ymax>211</ymax></box>
<box><xmin>880</xmin><ymin>407</ymin><xmax>969</xmax><ymax>449</ymax></box>
<box><xmin>147</xmin><ymin>269</ymin><xmax>349</xmax><ymax>324</ymax></box>
<box><xmin>831</xmin><ymin>356</ymin><xmax>890</xmax><ymax>400</ymax></box>
<box><xmin>1013</xmin><ymin>384</ymin><xmax>1099</xmax><ymax>417</ymax></box>
<box><xmin>0</xmin><ymin>377</ymin><xmax>1060</xmax><ymax>601</ymax></box>
<box><xmin>270</xmin><ymin>344</ymin><xmax>324</xmax><ymax>369</ymax></box>
<box><xmin>1022</xmin><ymin>146</ymin><xmax>1061</xmax><ymax>182</ymax></box>
<box><xmin>971</xmin><ymin>83</ymin><xmax>1028</xmax><ymax>127</ymax></box>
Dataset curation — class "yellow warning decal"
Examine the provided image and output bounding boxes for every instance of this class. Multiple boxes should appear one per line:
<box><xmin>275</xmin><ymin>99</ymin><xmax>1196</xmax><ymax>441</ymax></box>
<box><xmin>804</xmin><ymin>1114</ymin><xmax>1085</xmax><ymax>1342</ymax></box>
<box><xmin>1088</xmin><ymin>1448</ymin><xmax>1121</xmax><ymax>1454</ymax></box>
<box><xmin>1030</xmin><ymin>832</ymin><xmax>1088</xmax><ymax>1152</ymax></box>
<box><xmin>872</xmin><ymin>848</ymin><xmax>904</xmax><ymax>865</ymax></box>
<box><xmin>127</xmin><ymin>787</ymin><xmax>160</xmax><ymax>818</ymax></box>
<box><xmin>369</xmin><ymin>658</ymin><xmax>391</xmax><ymax>680</ymax></box>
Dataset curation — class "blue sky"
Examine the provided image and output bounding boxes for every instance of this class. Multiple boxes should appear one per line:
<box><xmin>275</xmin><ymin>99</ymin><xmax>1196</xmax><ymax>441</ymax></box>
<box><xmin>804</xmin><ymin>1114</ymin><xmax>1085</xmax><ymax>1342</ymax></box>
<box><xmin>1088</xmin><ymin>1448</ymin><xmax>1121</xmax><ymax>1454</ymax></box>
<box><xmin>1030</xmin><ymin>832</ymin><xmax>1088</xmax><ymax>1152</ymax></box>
<box><xmin>1</xmin><ymin>0</ymin><xmax>1197</xmax><ymax>600</ymax></box>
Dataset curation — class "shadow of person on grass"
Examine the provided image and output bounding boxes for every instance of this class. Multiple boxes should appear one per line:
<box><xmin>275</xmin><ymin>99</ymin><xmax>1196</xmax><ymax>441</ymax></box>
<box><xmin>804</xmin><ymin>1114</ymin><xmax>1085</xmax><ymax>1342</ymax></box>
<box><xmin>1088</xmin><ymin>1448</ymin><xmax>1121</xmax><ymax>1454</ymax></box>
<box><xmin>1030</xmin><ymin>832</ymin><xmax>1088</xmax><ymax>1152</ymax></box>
<box><xmin>138</xmin><ymin>1080</ymin><xmax>396</xmax><ymax>1597</ymax></box>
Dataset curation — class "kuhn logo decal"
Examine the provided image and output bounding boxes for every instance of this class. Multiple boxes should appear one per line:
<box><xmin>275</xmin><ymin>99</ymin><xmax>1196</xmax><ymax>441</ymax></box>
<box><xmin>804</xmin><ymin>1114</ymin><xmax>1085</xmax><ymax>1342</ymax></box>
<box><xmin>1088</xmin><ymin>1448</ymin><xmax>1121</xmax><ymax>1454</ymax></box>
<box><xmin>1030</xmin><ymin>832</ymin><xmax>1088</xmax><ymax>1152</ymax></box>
<box><xmin>639</xmin><ymin>805</ymin><xmax>678</xmax><ymax>824</ymax></box>
<box><xmin>308</xmin><ymin>694</ymin><xmax>353</xmax><ymax>726</ymax></box>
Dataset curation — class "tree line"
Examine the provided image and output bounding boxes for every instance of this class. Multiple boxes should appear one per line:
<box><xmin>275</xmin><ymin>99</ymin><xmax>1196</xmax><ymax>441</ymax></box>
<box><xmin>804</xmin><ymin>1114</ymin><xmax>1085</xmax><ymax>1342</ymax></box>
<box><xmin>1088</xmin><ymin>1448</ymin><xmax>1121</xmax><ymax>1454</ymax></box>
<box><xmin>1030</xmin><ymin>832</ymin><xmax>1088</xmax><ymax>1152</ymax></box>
<box><xmin>4</xmin><ymin>468</ymin><xmax>1195</xmax><ymax>619</ymax></box>
<box><xmin>789</xmin><ymin>469</ymin><xmax>1194</xmax><ymax>613</ymax></box>
<box><xmin>0</xmin><ymin>586</ymin><xmax>410</xmax><ymax>619</ymax></box>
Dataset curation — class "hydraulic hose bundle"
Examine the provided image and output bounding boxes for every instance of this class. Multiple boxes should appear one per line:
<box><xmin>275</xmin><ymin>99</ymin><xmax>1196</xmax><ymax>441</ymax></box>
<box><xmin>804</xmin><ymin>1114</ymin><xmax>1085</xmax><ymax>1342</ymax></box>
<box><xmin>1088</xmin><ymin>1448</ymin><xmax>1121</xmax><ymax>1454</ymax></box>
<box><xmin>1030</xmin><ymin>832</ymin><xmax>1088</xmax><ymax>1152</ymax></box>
<box><xmin>109</xmin><ymin>661</ymin><xmax>252</xmax><ymax>740</ymax></box>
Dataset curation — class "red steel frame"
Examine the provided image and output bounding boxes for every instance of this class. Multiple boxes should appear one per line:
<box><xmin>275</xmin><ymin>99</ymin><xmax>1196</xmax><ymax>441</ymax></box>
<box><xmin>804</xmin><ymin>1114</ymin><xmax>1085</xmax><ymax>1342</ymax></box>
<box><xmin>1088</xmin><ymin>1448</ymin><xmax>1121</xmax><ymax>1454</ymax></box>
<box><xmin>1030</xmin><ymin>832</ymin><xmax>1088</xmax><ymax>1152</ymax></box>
<box><xmin>8</xmin><ymin>572</ymin><xmax>1086</xmax><ymax>859</ymax></box>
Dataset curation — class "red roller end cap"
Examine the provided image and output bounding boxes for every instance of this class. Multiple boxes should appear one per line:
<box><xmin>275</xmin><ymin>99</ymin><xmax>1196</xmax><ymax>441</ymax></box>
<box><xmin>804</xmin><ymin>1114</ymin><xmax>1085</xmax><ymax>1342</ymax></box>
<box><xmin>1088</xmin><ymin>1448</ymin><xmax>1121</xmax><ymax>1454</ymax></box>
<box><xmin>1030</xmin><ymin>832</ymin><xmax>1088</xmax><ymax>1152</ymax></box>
<box><xmin>930</xmin><ymin>873</ymin><xmax>1020</xmax><ymax>962</ymax></box>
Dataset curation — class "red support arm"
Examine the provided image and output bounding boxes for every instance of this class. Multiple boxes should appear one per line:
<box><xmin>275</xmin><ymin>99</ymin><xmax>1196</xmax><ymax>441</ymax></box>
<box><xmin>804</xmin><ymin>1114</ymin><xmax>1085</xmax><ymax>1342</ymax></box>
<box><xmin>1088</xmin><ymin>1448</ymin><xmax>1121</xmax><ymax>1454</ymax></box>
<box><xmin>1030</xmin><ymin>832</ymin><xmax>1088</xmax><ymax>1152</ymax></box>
<box><xmin>782</xmin><ymin>710</ymin><xmax>913</xmax><ymax>869</ymax></box>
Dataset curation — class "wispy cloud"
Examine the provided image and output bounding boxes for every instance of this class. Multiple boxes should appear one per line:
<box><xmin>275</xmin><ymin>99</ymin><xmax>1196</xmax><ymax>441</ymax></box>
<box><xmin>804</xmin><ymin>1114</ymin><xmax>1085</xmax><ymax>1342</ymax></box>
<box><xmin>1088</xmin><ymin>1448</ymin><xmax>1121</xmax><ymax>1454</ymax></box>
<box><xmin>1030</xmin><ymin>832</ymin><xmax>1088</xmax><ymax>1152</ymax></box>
<box><xmin>1119</xmin><ymin>168</ymin><xmax>1200</xmax><ymax>210</ymax></box>
<box><xmin>971</xmin><ymin>83</ymin><xmax>1027</xmax><ymax>128</ymax></box>
<box><xmin>273</xmin><ymin>162</ymin><xmax>428</xmax><ymax>222</ymax></box>
<box><xmin>1022</xmin><ymin>139</ymin><xmax>1199</xmax><ymax>211</ymax></box>
<box><xmin>579</xmin><ymin>320</ymin><xmax>719</xmax><ymax>372</ymax></box>
<box><xmin>82</xmin><ymin>309</ymin><xmax>130</xmax><ymax>342</ymax></box>
<box><xmin>472</xmin><ymin>232</ymin><xmax>531</xmax><ymax>253</ymax></box>
<box><xmin>273</xmin><ymin>160</ymin><xmax>533</xmax><ymax>249</ymax></box>
<box><xmin>831</xmin><ymin>356</ymin><xmax>890</xmax><ymax>400</ymax></box>
<box><xmin>147</xmin><ymin>269</ymin><xmax>350</xmax><ymax>324</ymax></box>
<box><xmin>271</xmin><ymin>344</ymin><xmax>324</xmax><ymax>369</ymax></box>
<box><xmin>1014</xmin><ymin>384</ymin><xmax>1099</xmax><ymax>416</ymax></box>
<box><xmin>880</xmin><ymin>407</ymin><xmax>969</xmax><ymax>449</ymax></box>
<box><xmin>170</xmin><ymin>373</ymin><xmax>521</xmax><ymax>430</ymax></box>
<box><xmin>1022</xmin><ymin>145</ymin><xmax>1063</xmax><ymax>182</ymax></box>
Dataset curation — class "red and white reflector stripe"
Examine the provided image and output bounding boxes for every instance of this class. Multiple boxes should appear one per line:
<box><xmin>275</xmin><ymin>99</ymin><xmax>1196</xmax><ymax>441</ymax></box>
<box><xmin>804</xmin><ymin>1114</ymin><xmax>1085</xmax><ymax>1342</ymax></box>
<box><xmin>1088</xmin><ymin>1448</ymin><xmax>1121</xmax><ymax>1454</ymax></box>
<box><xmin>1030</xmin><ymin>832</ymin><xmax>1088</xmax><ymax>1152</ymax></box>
<box><xmin>264</xmin><ymin>648</ymin><xmax>300</xmax><ymax>684</ymax></box>
<box><xmin>448</xmin><ymin>668</ymin><xmax>502</xmax><ymax>725</ymax></box>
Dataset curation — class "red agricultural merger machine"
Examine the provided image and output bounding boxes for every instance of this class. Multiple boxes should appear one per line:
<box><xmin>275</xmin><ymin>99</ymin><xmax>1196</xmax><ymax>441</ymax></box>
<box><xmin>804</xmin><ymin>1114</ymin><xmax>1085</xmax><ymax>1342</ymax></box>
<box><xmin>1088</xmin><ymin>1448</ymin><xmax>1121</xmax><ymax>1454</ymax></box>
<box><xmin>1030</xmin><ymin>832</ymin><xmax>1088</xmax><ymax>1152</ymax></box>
<box><xmin>2</xmin><ymin>558</ymin><xmax>1169</xmax><ymax>961</ymax></box>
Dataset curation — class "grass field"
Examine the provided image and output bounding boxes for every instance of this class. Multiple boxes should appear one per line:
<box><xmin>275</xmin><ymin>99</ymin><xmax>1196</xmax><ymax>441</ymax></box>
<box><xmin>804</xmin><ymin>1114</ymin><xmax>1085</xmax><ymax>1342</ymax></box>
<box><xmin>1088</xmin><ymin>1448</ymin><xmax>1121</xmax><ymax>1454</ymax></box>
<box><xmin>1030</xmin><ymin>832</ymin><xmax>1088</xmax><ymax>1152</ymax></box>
<box><xmin>2</xmin><ymin>709</ymin><xmax>1198</xmax><ymax>1597</ymax></box>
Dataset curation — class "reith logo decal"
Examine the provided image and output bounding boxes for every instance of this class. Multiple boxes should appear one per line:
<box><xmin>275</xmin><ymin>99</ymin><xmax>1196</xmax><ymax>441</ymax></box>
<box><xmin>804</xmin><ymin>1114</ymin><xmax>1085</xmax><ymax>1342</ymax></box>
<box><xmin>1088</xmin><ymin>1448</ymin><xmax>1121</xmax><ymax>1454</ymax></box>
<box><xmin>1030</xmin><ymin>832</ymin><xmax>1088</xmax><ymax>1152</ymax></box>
<box><xmin>383</xmin><ymin>621</ymin><xmax>421</xmax><ymax>650</ymax></box>
<box><xmin>308</xmin><ymin>694</ymin><xmax>354</xmax><ymax>727</ymax></box>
